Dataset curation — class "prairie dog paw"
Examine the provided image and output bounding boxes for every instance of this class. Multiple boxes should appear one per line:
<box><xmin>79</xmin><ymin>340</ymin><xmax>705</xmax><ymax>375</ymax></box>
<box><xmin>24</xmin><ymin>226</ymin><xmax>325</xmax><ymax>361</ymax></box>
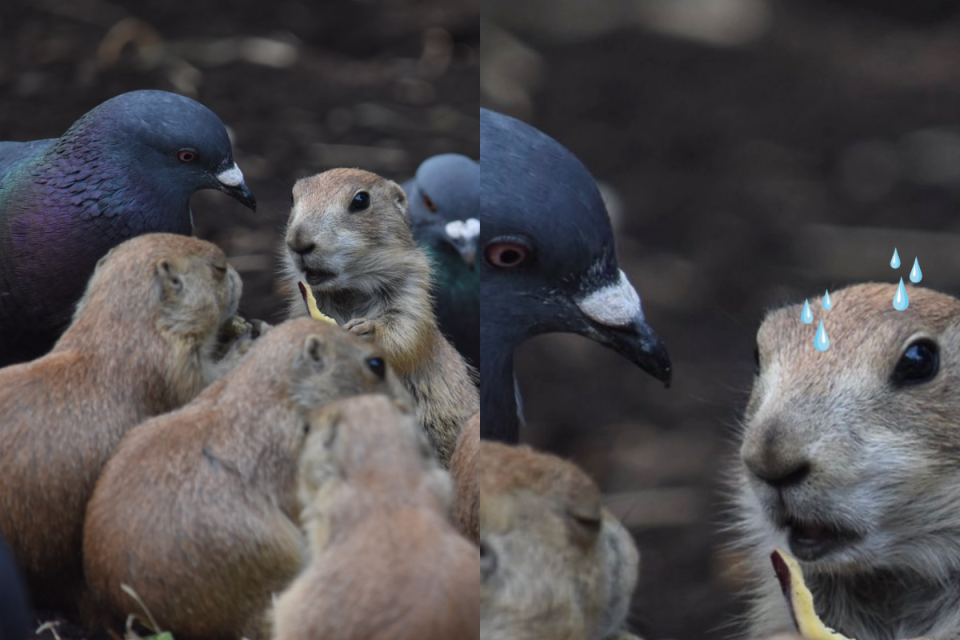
<box><xmin>248</xmin><ymin>319</ymin><xmax>272</xmax><ymax>339</ymax></box>
<box><xmin>343</xmin><ymin>317</ymin><xmax>377</xmax><ymax>340</ymax></box>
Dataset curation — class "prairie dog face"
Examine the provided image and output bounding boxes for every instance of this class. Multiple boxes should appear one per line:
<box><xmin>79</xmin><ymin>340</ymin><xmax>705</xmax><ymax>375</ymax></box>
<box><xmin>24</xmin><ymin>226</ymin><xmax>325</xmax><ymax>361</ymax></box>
<box><xmin>741</xmin><ymin>283</ymin><xmax>960</xmax><ymax>577</ymax></box>
<box><xmin>153</xmin><ymin>249</ymin><xmax>241</xmax><ymax>339</ymax></box>
<box><xmin>479</xmin><ymin>443</ymin><xmax>639</xmax><ymax>640</ymax></box>
<box><xmin>287</xmin><ymin>325</ymin><xmax>410</xmax><ymax>413</ymax></box>
<box><xmin>285</xmin><ymin>168</ymin><xmax>413</xmax><ymax>294</ymax></box>
<box><xmin>77</xmin><ymin>233</ymin><xmax>241</xmax><ymax>341</ymax></box>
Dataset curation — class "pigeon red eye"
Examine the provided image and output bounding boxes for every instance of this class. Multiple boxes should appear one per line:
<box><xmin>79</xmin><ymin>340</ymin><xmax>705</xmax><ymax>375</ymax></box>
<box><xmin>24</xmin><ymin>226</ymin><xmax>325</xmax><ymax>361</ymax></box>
<box><xmin>485</xmin><ymin>241</ymin><xmax>530</xmax><ymax>269</ymax></box>
<box><xmin>422</xmin><ymin>194</ymin><xmax>437</xmax><ymax>212</ymax></box>
<box><xmin>177</xmin><ymin>150</ymin><xmax>197</xmax><ymax>163</ymax></box>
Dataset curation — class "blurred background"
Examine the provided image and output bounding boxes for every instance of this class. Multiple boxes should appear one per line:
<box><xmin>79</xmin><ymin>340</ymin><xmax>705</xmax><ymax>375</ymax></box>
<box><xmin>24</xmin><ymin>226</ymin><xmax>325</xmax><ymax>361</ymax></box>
<box><xmin>0</xmin><ymin>0</ymin><xmax>478</xmax><ymax>325</ymax></box>
<box><xmin>484</xmin><ymin>0</ymin><xmax>960</xmax><ymax>638</ymax></box>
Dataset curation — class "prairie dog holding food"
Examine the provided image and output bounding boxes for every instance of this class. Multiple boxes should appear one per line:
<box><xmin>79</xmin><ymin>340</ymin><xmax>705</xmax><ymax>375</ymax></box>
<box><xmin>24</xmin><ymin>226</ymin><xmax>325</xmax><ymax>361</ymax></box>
<box><xmin>0</xmin><ymin>233</ymin><xmax>240</xmax><ymax>606</ymax></box>
<box><xmin>479</xmin><ymin>442</ymin><xmax>640</xmax><ymax>640</ymax></box>
<box><xmin>83</xmin><ymin>318</ymin><xmax>408</xmax><ymax>640</ymax></box>
<box><xmin>737</xmin><ymin>283</ymin><xmax>960</xmax><ymax>640</ymax></box>
<box><xmin>272</xmin><ymin>394</ymin><xmax>479</xmax><ymax>640</ymax></box>
<box><xmin>283</xmin><ymin>168</ymin><xmax>479</xmax><ymax>466</ymax></box>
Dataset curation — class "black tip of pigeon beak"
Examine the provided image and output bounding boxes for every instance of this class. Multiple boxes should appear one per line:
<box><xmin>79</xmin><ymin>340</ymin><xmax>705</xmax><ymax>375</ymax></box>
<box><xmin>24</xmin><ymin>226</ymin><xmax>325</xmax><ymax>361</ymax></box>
<box><xmin>592</xmin><ymin>317</ymin><xmax>672</xmax><ymax>388</ymax></box>
<box><xmin>219</xmin><ymin>181</ymin><xmax>257</xmax><ymax>211</ymax></box>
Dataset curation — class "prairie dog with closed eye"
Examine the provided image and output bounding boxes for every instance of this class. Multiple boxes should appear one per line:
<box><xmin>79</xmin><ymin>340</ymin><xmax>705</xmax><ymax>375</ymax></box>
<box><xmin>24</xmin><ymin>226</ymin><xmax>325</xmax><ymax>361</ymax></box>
<box><xmin>283</xmin><ymin>168</ymin><xmax>479</xmax><ymax>466</ymax></box>
<box><xmin>480</xmin><ymin>442</ymin><xmax>640</xmax><ymax>640</ymax></box>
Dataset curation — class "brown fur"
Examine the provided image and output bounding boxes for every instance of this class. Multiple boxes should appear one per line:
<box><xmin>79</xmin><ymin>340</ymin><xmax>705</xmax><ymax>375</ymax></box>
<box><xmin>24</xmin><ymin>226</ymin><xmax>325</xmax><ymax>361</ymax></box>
<box><xmin>479</xmin><ymin>442</ymin><xmax>640</xmax><ymax>640</ymax></box>
<box><xmin>282</xmin><ymin>168</ymin><xmax>479</xmax><ymax>466</ymax></box>
<box><xmin>0</xmin><ymin>233</ymin><xmax>240</xmax><ymax>607</ymax></box>
<box><xmin>451</xmin><ymin>412</ymin><xmax>479</xmax><ymax>544</ymax></box>
<box><xmin>272</xmin><ymin>394</ymin><xmax>478</xmax><ymax>640</ymax></box>
<box><xmin>83</xmin><ymin>319</ymin><xmax>408</xmax><ymax>640</ymax></box>
<box><xmin>737</xmin><ymin>283</ymin><xmax>960</xmax><ymax>640</ymax></box>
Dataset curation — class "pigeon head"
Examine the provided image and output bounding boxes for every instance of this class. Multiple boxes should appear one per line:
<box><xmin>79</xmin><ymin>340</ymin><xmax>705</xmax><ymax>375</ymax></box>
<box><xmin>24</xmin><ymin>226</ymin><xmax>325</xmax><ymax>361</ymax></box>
<box><xmin>407</xmin><ymin>153</ymin><xmax>479</xmax><ymax>268</ymax></box>
<box><xmin>480</xmin><ymin>109</ymin><xmax>671</xmax><ymax>441</ymax></box>
<box><xmin>60</xmin><ymin>90</ymin><xmax>256</xmax><ymax>210</ymax></box>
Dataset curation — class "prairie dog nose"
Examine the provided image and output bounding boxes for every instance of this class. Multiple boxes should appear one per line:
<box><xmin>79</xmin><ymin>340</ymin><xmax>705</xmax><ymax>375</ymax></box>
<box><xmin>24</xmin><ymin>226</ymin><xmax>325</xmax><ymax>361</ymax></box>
<box><xmin>742</xmin><ymin>420</ymin><xmax>812</xmax><ymax>489</ymax></box>
<box><xmin>286</xmin><ymin>228</ymin><xmax>315</xmax><ymax>256</ymax></box>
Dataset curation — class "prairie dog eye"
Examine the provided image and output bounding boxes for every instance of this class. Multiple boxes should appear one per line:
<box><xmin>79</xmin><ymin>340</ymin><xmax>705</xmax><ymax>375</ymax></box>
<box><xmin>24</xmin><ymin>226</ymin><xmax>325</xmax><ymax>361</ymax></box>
<box><xmin>892</xmin><ymin>339</ymin><xmax>940</xmax><ymax>386</ymax></box>
<box><xmin>349</xmin><ymin>191</ymin><xmax>370</xmax><ymax>212</ymax></box>
<box><xmin>366</xmin><ymin>357</ymin><xmax>386</xmax><ymax>379</ymax></box>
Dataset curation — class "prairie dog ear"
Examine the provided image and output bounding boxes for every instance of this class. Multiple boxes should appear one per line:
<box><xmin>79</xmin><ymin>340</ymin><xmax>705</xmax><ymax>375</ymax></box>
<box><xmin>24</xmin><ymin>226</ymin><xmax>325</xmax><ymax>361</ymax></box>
<box><xmin>299</xmin><ymin>408</ymin><xmax>343</xmax><ymax>505</ymax></box>
<box><xmin>319</xmin><ymin>409</ymin><xmax>341</xmax><ymax>449</ymax></box>
<box><xmin>155</xmin><ymin>257</ymin><xmax>183</xmax><ymax>301</ymax></box>
<box><xmin>388</xmin><ymin>180</ymin><xmax>408</xmax><ymax>220</ymax></box>
<box><xmin>563</xmin><ymin>494</ymin><xmax>603</xmax><ymax>550</ymax></box>
<box><xmin>296</xmin><ymin>334</ymin><xmax>327</xmax><ymax>373</ymax></box>
<box><xmin>94</xmin><ymin>247</ymin><xmax>117</xmax><ymax>274</ymax></box>
<box><xmin>302</xmin><ymin>407</ymin><xmax>340</xmax><ymax>451</ymax></box>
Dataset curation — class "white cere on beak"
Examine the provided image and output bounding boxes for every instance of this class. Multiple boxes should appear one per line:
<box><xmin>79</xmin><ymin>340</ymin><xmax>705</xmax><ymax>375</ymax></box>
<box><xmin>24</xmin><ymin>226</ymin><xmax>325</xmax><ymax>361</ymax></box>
<box><xmin>576</xmin><ymin>270</ymin><xmax>643</xmax><ymax>328</ymax></box>
<box><xmin>216</xmin><ymin>163</ymin><xmax>244</xmax><ymax>188</ymax></box>
<box><xmin>445</xmin><ymin>218</ymin><xmax>480</xmax><ymax>242</ymax></box>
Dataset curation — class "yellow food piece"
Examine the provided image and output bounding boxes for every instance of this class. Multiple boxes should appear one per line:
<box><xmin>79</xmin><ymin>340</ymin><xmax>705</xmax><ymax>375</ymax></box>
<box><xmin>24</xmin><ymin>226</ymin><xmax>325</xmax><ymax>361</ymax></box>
<box><xmin>298</xmin><ymin>281</ymin><xmax>337</xmax><ymax>326</ymax></box>
<box><xmin>771</xmin><ymin>549</ymin><xmax>853</xmax><ymax>640</ymax></box>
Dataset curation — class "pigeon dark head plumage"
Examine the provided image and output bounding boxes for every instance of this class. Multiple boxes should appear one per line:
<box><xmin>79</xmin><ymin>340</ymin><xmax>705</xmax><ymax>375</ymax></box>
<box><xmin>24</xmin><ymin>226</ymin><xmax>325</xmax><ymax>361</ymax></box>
<box><xmin>404</xmin><ymin>153</ymin><xmax>479</xmax><ymax>367</ymax></box>
<box><xmin>0</xmin><ymin>90</ymin><xmax>256</xmax><ymax>366</ymax></box>
<box><xmin>480</xmin><ymin>108</ymin><xmax>672</xmax><ymax>443</ymax></box>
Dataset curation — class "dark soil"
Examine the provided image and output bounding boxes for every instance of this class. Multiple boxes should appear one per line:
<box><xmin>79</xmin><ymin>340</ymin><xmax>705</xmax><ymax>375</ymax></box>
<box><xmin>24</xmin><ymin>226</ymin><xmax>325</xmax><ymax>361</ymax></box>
<box><xmin>489</xmin><ymin>1</ymin><xmax>960</xmax><ymax>638</ymax></box>
<box><xmin>0</xmin><ymin>0</ymin><xmax>476</xmax><ymax>638</ymax></box>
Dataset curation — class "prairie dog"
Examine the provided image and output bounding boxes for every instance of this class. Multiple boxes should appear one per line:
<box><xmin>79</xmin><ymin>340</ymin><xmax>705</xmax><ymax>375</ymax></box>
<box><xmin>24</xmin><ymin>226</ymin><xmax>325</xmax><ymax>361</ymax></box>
<box><xmin>479</xmin><ymin>442</ymin><xmax>640</xmax><ymax>640</ymax></box>
<box><xmin>83</xmin><ymin>318</ymin><xmax>408</xmax><ymax>640</ymax></box>
<box><xmin>272</xmin><ymin>394</ymin><xmax>479</xmax><ymax>640</ymax></box>
<box><xmin>0</xmin><ymin>233</ymin><xmax>240</xmax><ymax>606</ymax></box>
<box><xmin>737</xmin><ymin>283</ymin><xmax>960</xmax><ymax>640</ymax></box>
<box><xmin>451</xmin><ymin>412</ymin><xmax>479</xmax><ymax>544</ymax></box>
<box><xmin>283</xmin><ymin>168</ymin><xmax>479</xmax><ymax>466</ymax></box>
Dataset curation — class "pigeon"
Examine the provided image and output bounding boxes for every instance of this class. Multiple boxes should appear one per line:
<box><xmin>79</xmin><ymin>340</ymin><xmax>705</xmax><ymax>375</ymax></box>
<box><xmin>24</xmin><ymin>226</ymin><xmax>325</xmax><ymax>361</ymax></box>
<box><xmin>403</xmin><ymin>154</ymin><xmax>479</xmax><ymax>368</ymax></box>
<box><xmin>0</xmin><ymin>90</ymin><xmax>256</xmax><ymax>366</ymax></box>
<box><xmin>479</xmin><ymin>109</ymin><xmax>672</xmax><ymax>443</ymax></box>
<box><xmin>0</xmin><ymin>535</ymin><xmax>30</xmax><ymax>640</ymax></box>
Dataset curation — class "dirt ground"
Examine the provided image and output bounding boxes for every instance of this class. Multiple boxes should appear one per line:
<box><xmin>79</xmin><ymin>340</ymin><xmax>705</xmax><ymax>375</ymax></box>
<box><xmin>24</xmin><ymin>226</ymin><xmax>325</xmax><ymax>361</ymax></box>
<box><xmin>486</xmin><ymin>1</ymin><xmax>960</xmax><ymax>638</ymax></box>
<box><xmin>0</xmin><ymin>0</ymin><xmax>476</xmax><ymax>637</ymax></box>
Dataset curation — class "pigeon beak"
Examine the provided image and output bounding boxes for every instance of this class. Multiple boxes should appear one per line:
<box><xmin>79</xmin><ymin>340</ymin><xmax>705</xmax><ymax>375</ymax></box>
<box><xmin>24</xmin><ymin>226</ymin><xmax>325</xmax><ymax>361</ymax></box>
<box><xmin>444</xmin><ymin>218</ymin><xmax>480</xmax><ymax>270</ymax></box>
<box><xmin>574</xmin><ymin>270</ymin><xmax>672</xmax><ymax>387</ymax></box>
<box><xmin>589</xmin><ymin>317</ymin><xmax>672</xmax><ymax>387</ymax></box>
<box><xmin>215</xmin><ymin>163</ymin><xmax>257</xmax><ymax>211</ymax></box>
